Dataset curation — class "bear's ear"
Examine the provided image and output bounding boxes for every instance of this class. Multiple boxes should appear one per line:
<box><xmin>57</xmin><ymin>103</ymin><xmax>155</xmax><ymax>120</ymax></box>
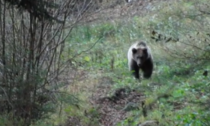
<box><xmin>132</xmin><ymin>48</ymin><xmax>137</xmax><ymax>54</ymax></box>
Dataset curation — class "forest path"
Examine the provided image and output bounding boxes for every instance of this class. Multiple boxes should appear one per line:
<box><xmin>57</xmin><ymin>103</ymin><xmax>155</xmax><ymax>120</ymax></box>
<box><xmin>90</xmin><ymin>79</ymin><xmax>145</xmax><ymax>126</ymax></box>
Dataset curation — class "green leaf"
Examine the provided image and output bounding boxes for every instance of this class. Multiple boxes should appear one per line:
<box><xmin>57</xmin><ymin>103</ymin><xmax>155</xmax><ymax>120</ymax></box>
<box><xmin>84</xmin><ymin>56</ymin><xmax>90</xmax><ymax>62</ymax></box>
<box><xmin>172</xmin><ymin>89</ymin><xmax>185</xmax><ymax>98</ymax></box>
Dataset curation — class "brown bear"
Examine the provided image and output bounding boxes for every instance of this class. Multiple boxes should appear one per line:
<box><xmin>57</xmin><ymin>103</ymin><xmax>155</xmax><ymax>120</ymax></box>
<box><xmin>127</xmin><ymin>41</ymin><xmax>154</xmax><ymax>79</ymax></box>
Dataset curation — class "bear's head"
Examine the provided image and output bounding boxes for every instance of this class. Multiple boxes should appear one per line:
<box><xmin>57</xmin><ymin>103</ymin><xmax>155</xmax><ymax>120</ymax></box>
<box><xmin>132</xmin><ymin>47</ymin><xmax>149</xmax><ymax>67</ymax></box>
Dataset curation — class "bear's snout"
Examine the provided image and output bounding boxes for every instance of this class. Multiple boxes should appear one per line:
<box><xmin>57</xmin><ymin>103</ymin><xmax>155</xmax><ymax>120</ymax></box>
<box><xmin>137</xmin><ymin>63</ymin><xmax>142</xmax><ymax>67</ymax></box>
<box><xmin>136</xmin><ymin>60</ymin><xmax>141</xmax><ymax>66</ymax></box>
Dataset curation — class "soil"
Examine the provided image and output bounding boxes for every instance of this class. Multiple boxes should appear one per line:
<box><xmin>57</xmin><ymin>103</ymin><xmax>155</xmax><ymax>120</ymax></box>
<box><xmin>91</xmin><ymin>85</ymin><xmax>145</xmax><ymax>126</ymax></box>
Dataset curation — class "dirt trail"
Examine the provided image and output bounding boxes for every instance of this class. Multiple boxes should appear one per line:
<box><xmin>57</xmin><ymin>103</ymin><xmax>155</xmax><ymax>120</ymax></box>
<box><xmin>91</xmin><ymin>82</ymin><xmax>145</xmax><ymax>126</ymax></box>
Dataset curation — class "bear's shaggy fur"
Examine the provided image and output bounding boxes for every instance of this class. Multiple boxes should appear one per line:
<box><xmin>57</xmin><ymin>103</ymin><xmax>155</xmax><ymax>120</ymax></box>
<box><xmin>127</xmin><ymin>41</ymin><xmax>153</xmax><ymax>79</ymax></box>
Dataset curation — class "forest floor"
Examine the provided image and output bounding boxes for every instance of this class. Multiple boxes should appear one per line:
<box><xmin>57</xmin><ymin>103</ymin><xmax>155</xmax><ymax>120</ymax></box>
<box><xmin>90</xmin><ymin>78</ymin><xmax>146</xmax><ymax>126</ymax></box>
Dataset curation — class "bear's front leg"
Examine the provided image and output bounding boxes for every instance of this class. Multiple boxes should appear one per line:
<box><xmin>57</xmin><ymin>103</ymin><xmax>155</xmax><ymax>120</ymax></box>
<box><xmin>133</xmin><ymin>70</ymin><xmax>140</xmax><ymax>79</ymax></box>
<box><xmin>131</xmin><ymin>61</ymin><xmax>140</xmax><ymax>79</ymax></box>
<box><xmin>141</xmin><ymin>59</ymin><xmax>153</xmax><ymax>79</ymax></box>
